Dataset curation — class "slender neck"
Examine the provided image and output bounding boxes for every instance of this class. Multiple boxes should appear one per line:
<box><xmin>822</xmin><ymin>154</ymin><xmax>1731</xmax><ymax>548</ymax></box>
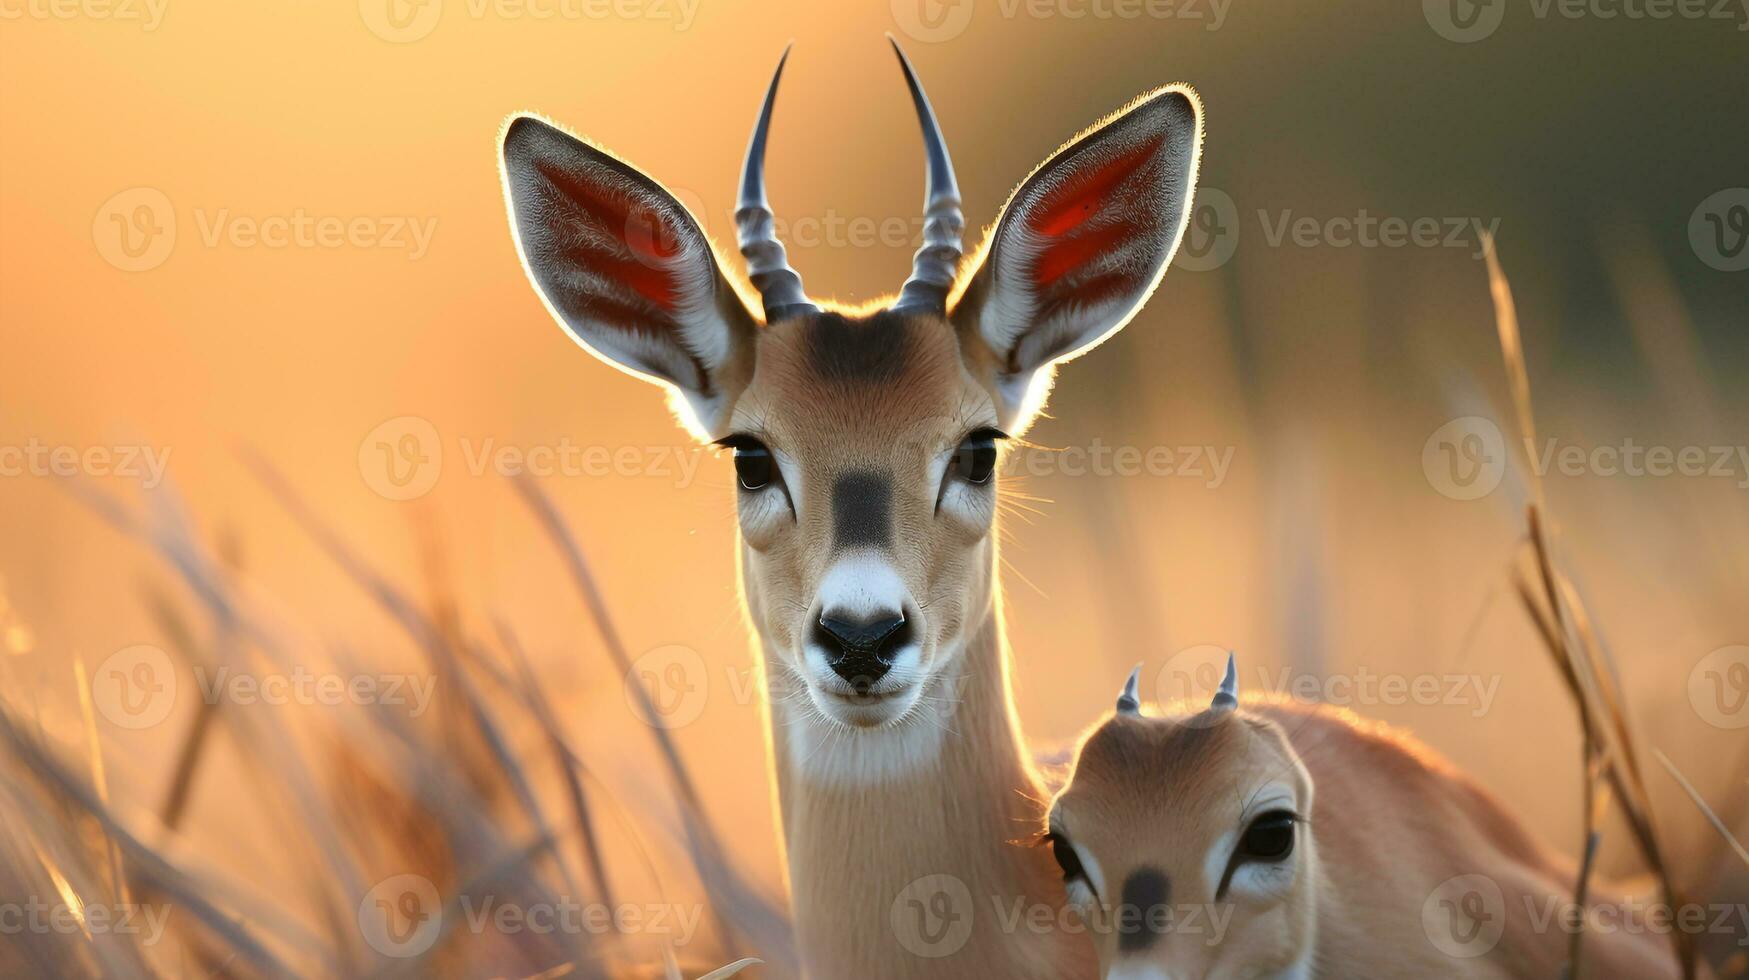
<box><xmin>756</xmin><ymin>563</ymin><xmax>1094</xmax><ymax>979</ymax></box>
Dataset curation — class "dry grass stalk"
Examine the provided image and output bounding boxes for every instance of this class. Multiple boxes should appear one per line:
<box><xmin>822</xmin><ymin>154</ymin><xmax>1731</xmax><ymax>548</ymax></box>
<box><xmin>0</xmin><ymin>470</ymin><xmax>795</xmax><ymax>978</ymax></box>
<box><xmin>1484</xmin><ymin>235</ymin><xmax>1696</xmax><ymax>979</ymax></box>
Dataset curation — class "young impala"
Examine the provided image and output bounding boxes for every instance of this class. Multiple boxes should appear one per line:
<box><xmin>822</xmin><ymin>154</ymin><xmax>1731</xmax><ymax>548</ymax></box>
<box><xmin>500</xmin><ymin>39</ymin><xmax>1201</xmax><ymax>978</ymax></box>
<box><xmin>1046</xmin><ymin>658</ymin><xmax>1689</xmax><ymax>979</ymax></box>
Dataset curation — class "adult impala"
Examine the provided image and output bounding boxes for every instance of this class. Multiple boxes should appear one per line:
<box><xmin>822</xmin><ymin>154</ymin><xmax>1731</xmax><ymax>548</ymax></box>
<box><xmin>500</xmin><ymin>40</ymin><xmax>1202</xmax><ymax>978</ymax></box>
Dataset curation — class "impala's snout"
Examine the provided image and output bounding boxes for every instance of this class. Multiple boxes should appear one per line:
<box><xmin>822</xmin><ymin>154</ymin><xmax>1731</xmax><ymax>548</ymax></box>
<box><xmin>805</xmin><ymin>556</ymin><xmax>924</xmax><ymax>725</ymax></box>
<box><xmin>815</xmin><ymin>611</ymin><xmax>910</xmax><ymax>693</ymax></box>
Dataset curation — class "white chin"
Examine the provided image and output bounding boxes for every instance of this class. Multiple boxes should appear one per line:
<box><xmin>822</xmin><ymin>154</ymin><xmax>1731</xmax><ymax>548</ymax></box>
<box><xmin>808</xmin><ymin>682</ymin><xmax>921</xmax><ymax>729</ymax></box>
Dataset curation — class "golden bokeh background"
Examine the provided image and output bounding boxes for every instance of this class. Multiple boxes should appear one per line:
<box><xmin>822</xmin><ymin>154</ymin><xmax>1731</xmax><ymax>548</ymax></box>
<box><xmin>2</xmin><ymin>0</ymin><xmax>1746</xmax><ymax>970</ymax></box>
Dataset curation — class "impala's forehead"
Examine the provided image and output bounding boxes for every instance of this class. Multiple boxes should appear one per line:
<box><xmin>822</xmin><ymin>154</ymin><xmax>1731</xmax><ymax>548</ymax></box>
<box><xmin>733</xmin><ymin>309</ymin><xmax>988</xmax><ymax>454</ymax></box>
<box><xmin>1059</xmin><ymin>712</ymin><xmax>1294</xmax><ymax>841</ymax></box>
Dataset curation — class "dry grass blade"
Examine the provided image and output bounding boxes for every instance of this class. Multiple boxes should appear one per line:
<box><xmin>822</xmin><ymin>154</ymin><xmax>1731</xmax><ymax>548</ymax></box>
<box><xmin>1655</xmin><ymin>750</ymin><xmax>1749</xmax><ymax>869</ymax></box>
<box><xmin>696</xmin><ymin>956</ymin><xmax>763</xmax><ymax>979</ymax></box>
<box><xmin>0</xmin><ymin>704</ymin><xmax>311</xmax><ymax>979</ymax></box>
<box><xmin>72</xmin><ymin>657</ymin><xmax>129</xmax><ymax>908</ymax></box>
<box><xmin>25</xmin><ymin>453</ymin><xmax>806</xmax><ymax>976</ymax></box>
<box><xmin>512</xmin><ymin>473</ymin><xmax>796</xmax><ymax>968</ymax></box>
<box><xmin>1484</xmin><ymin>241</ymin><xmax>1698</xmax><ymax>979</ymax></box>
<box><xmin>242</xmin><ymin>454</ymin><xmax>582</xmax><ymax>895</ymax></box>
<box><xmin>496</xmin><ymin>619</ymin><xmax>618</xmax><ymax>910</ymax></box>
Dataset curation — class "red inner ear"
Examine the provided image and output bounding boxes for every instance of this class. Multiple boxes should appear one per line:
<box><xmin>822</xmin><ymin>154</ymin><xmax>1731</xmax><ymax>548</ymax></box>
<box><xmin>1031</xmin><ymin>221</ymin><xmax>1133</xmax><ymax>288</ymax></box>
<box><xmin>541</xmin><ymin>162</ymin><xmax>681</xmax><ymax>312</ymax></box>
<box><xmin>569</xmin><ymin>247</ymin><xmax>679</xmax><ymax>311</ymax></box>
<box><xmin>1028</xmin><ymin>133</ymin><xmax>1163</xmax><ymax>238</ymax></box>
<box><xmin>1023</xmin><ymin>133</ymin><xmax>1165</xmax><ymax>292</ymax></box>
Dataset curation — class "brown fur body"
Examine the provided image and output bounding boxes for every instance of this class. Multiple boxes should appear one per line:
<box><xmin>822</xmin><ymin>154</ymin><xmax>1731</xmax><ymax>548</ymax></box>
<box><xmin>1054</xmin><ymin>696</ymin><xmax>1688</xmax><ymax>979</ymax></box>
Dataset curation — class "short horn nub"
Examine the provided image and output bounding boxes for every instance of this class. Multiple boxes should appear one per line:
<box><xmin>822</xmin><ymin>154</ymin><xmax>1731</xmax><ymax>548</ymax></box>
<box><xmin>887</xmin><ymin>35</ymin><xmax>964</xmax><ymax>316</ymax></box>
<box><xmin>1115</xmin><ymin>664</ymin><xmax>1143</xmax><ymax>716</ymax></box>
<box><xmin>737</xmin><ymin>44</ymin><xmax>817</xmax><ymax>324</ymax></box>
<box><xmin>1210</xmin><ymin>652</ymin><xmax>1238</xmax><ymax>712</ymax></box>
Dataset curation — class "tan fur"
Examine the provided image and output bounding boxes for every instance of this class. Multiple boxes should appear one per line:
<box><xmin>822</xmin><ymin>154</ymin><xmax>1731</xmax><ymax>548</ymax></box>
<box><xmin>1051</xmin><ymin>697</ymin><xmax>1691</xmax><ymax>979</ymax></box>
<box><xmin>501</xmin><ymin>74</ymin><xmax>1204</xmax><ymax>979</ymax></box>
<box><xmin>726</xmin><ymin>316</ymin><xmax>1093</xmax><ymax>978</ymax></box>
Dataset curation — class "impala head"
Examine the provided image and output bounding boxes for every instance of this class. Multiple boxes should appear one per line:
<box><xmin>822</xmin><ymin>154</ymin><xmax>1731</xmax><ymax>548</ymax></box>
<box><xmin>500</xmin><ymin>41</ymin><xmax>1201</xmax><ymax>740</ymax></box>
<box><xmin>1048</xmin><ymin>657</ymin><xmax>1319</xmax><ymax>980</ymax></box>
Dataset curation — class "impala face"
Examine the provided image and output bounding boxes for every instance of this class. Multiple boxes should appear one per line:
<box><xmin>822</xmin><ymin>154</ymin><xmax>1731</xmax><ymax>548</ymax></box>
<box><xmin>1048</xmin><ymin>664</ymin><xmax>1317</xmax><ymax>979</ymax></box>
<box><xmin>501</xmin><ymin>41</ymin><xmax>1202</xmax><ymax>748</ymax></box>
<box><xmin>724</xmin><ymin>308</ymin><xmax>1004</xmax><ymax>729</ymax></box>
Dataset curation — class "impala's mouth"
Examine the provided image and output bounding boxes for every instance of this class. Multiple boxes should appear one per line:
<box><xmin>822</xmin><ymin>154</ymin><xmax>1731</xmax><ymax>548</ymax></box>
<box><xmin>806</xmin><ymin>673</ymin><xmax>922</xmax><ymax>729</ymax></box>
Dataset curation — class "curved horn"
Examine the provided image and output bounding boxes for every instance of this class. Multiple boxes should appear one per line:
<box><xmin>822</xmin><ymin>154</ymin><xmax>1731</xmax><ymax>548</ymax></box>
<box><xmin>887</xmin><ymin>35</ymin><xmax>964</xmax><ymax>315</ymax></box>
<box><xmin>1210</xmin><ymin>652</ymin><xmax>1238</xmax><ymax>712</ymax></box>
<box><xmin>1115</xmin><ymin>664</ymin><xmax>1142</xmax><ymax>716</ymax></box>
<box><xmin>737</xmin><ymin>45</ymin><xmax>817</xmax><ymax>323</ymax></box>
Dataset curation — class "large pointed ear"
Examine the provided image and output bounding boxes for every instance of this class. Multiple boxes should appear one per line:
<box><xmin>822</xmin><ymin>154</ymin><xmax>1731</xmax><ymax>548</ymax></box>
<box><xmin>500</xmin><ymin>115</ymin><xmax>758</xmax><ymax>437</ymax></box>
<box><xmin>950</xmin><ymin>87</ymin><xmax>1202</xmax><ymax>431</ymax></box>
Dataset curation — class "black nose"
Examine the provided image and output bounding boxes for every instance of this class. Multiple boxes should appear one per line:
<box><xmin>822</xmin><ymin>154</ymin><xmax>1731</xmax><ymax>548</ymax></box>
<box><xmin>815</xmin><ymin>612</ymin><xmax>910</xmax><ymax>694</ymax></box>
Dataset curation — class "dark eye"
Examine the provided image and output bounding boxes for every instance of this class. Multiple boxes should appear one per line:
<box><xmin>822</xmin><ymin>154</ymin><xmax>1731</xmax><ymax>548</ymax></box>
<box><xmin>1238</xmin><ymin>811</ymin><xmax>1296</xmax><ymax>861</ymax></box>
<box><xmin>733</xmin><ymin>446</ymin><xmax>773</xmax><ymax>491</ymax></box>
<box><xmin>717</xmin><ymin>437</ymin><xmax>774</xmax><ymax>492</ymax></box>
<box><xmin>1046</xmin><ymin>832</ymin><xmax>1086</xmax><ymax>883</ymax></box>
<box><xmin>951</xmin><ymin>429</ymin><xmax>1003</xmax><ymax>485</ymax></box>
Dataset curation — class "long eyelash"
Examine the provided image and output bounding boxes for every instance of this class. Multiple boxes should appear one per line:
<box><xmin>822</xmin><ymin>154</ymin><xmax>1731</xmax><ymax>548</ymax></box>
<box><xmin>713</xmin><ymin>433</ymin><xmax>767</xmax><ymax>452</ymax></box>
<box><xmin>967</xmin><ymin>426</ymin><xmax>1010</xmax><ymax>442</ymax></box>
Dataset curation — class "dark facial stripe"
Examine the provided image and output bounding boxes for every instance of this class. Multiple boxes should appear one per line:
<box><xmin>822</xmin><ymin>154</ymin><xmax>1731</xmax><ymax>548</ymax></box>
<box><xmin>805</xmin><ymin>310</ymin><xmax>910</xmax><ymax>384</ymax></box>
<box><xmin>1118</xmin><ymin>867</ymin><xmax>1171</xmax><ymax>953</ymax></box>
<box><xmin>832</xmin><ymin>470</ymin><xmax>892</xmax><ymax>549</ymax></box>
